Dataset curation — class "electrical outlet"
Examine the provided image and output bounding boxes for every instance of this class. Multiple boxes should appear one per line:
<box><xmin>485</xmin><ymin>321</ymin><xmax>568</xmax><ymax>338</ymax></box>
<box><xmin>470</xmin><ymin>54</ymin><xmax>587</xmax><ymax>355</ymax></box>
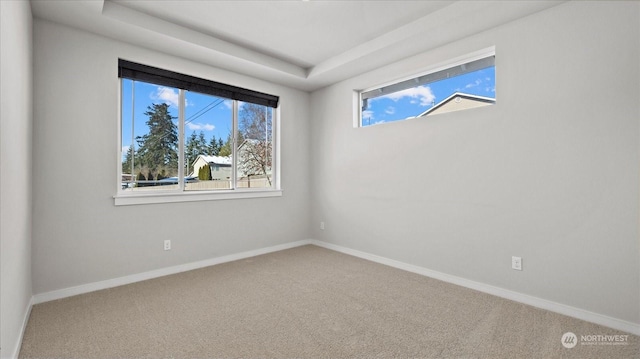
<box><xmin>320</xmin><ymin>221</ymin><xmax>325</xmax><ymax>230</ymax></box>
<box><xmin>512</xmin><ymin>256</ymin><xmax>522</xmax><ymax>271</ymax></box>
<box><xmin>164</xmin><ymin>240</ymin><xmax>171</xmax><ymax>251</ymax></box>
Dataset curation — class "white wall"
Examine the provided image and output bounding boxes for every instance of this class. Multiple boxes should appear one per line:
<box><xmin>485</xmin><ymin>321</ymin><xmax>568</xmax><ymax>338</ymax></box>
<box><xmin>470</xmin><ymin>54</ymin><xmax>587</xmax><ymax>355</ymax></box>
<box><xmin>0</xmin><ymin>1</ymin><xmax>34</xmax><ymax>358</ymax></box>
<box><xmin>22</xmin><ymin>0</ymin><xmax>640</xmax><ymax>338</ymax></box>
<box><xmin>32</xmin><ymin>19</ymin><xmax>311</xmax><ymax>295</ymax></box>
<box><xmin>310</xmin><ymin>1</ymin><xmax>640</xmax><ymax>325</ymax></box>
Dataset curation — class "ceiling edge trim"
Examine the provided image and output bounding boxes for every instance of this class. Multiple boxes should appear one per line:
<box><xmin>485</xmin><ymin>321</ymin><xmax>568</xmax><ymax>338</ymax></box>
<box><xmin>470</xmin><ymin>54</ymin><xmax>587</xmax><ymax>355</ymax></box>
<box><xmin>101</xmin><ymin>0</ymin><xmax>307</xmax><ymax>80</ymax></box>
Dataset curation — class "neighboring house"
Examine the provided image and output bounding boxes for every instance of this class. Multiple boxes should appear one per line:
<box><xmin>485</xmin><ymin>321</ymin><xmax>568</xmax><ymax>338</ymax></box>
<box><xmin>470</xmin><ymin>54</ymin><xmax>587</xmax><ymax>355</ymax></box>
<box><xmin>190</xmin><ymin>141</ymin><xmax>272</xmax><ymax>186</ymax></box>
<box><xmin>191</xmin><ymin>155</ymin><xmax>232</xmax><ymax>180</ymax></box>
<box><xmin>418</xmin><ymin>92</ymin><xmax>495</xmax><ymax>117</ymax></box>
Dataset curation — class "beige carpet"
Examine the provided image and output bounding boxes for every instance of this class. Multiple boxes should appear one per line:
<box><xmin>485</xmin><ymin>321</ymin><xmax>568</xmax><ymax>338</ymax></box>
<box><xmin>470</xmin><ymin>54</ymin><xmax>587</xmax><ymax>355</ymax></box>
<box><xmin>20</xmin><ymin>245</ymin><xmax>639</xmax><ymax>358</ymax></box>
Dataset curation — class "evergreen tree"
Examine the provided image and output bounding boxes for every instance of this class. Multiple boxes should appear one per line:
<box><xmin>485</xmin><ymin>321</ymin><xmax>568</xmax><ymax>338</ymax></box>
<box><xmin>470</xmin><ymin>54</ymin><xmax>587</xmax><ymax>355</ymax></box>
<box><xmin>186</xmin><ymin>131</ymin><xmax>210</xmax><ymax>175</ymax></box>
<box><xmin>208</xmin><ymin>136</ymin><xmax>221</xmax><ymax>156</ymax></box>
<box><xmin>218</xmin><ymin>132</ymin><xmax>245</xmax><ymax>157</ymax></box>
<box><xmin>122</xmin><ymin>146</ymin><xmax>134</xmax><ymax>174</ymax></box>
<box><xmin>219</xmin><ymin>133</ymin><xmax>233</xmax><ymax>157</ymax></box>
<box><xmin>135</xmin><ymin>103</ymin><xmax>178</xmax><ymax>179</ymax></box>
<box><xmin>185</xmin><ymin>131</ymin><xmax>200</xmax><ymax>174</ymax></box>
<box><xmin>197</xmin><ymin>131</ymin><xmax>207</xmax><ymax>153</ymax></box>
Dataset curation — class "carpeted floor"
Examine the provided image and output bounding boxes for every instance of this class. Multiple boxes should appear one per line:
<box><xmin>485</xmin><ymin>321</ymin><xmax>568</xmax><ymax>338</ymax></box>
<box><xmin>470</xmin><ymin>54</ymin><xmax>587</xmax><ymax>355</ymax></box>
<box><xmin>20</xmin><ymin>245</ymin><xmax>639</xmax><ymax>358</ymax></box>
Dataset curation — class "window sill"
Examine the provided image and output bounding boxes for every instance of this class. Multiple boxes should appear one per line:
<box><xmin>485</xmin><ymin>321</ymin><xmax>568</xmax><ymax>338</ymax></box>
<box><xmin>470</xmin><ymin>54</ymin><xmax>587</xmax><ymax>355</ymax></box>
<box><xmin>114</xmin><ymin>189</ymin><xmax>283</xmax><ymax>206</ymax></box>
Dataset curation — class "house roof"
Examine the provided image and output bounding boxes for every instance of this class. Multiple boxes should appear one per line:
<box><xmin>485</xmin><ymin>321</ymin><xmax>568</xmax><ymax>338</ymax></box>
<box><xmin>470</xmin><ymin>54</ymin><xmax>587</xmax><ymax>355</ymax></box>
<box><xmin>192</xmin><ymin>141</ymin><xmax>262</xmax><ymax>168</ymax></box>
<box><xmin>194</xmin><ymin>155</ymin><xmax>232</xmax><ymax>166</ymax></box>
<box><xmin>418</xmin><ymin>92</ymin><xmax>496</xmax><ymax>117</ymax></box>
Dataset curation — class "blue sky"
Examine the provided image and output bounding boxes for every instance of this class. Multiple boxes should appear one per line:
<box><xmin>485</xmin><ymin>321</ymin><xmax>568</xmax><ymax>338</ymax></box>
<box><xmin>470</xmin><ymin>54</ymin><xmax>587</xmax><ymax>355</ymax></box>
<box><xmin>121</xmin><ymin>80</ymin><xmax>232</xmax><ymax>157</ymax></box>
<box><xmin>362</xmin><ymin>66</ymin><xmax>495</xmax><ymax>126</ymax></box>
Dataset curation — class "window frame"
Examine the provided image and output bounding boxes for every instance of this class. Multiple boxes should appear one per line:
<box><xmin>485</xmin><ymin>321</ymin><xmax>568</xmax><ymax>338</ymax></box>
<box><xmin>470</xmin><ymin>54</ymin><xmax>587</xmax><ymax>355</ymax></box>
<box><xmin>114</xmin><ymin>60</ymin><xmax>281</xmax><ymax>206</ymax></box>
<box><xmin>357</xmin><ymin>47</ymin><xmax>496</xmax><ymax>128</ymax></box>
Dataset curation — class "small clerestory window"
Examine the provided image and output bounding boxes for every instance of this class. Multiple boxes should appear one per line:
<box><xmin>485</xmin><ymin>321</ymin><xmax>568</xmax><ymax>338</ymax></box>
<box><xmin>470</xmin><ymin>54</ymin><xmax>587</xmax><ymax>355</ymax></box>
<box><xmin>359</xmin><ymin>51</ymin><xmax>495</xmax><ymax>127</ymax></box>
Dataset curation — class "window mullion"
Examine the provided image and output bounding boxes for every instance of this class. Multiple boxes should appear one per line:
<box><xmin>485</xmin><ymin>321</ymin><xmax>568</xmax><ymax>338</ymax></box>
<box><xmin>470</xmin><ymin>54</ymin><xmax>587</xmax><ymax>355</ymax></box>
<box><xmin>232</xmin><ymin>100</ymin><xmax>238</xmax><ymax>190</ymax></box>
<box><xmin>178</xmin><ymin>89</ymin><xmax>185</xmax><ymax>191</ymax></box>
<box><xmin>269</xmin><ymin>108</ymin><xmax>277</xmax><ymax>188</ymax></box>
<box><xmin>130</xmin><ymin>81</ymin><xmax>135</xmax><ymax>185</ymax></box>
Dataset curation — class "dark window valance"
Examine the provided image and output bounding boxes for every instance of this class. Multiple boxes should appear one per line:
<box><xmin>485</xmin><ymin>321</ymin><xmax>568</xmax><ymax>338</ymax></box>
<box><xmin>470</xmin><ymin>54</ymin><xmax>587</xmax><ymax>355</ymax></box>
<box><xmin>118</xmin><ymin>59</ymin><xmax>279</xmax><ymax>108</ymax></box>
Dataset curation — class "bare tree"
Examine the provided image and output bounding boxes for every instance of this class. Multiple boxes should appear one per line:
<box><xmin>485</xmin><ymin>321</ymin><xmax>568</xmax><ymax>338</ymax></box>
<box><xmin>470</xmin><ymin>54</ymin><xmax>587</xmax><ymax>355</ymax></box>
<box><xmin>238</xmin><ymin>103</ymin><xmax>272</xmax><ymax>185</ymax></box>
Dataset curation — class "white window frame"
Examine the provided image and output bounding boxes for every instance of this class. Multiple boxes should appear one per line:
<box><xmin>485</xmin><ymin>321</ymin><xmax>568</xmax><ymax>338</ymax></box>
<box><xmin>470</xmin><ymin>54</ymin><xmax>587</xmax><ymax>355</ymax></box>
<box><xmin>114</xmin><ymin>63</ymin><xmax>281</xmax><ymax>206</ymax></box>
<box><xmin>357</xmin><ymin>47</ymin><xmax>496</xmax><ymax>128</ymax></box>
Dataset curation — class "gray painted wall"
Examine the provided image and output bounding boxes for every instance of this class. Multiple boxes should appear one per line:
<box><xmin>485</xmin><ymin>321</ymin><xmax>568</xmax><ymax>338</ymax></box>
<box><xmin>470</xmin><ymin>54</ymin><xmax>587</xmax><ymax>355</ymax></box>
<box><xmin>310</xmin><ymin>1</ymin><xmax>640</xmax><ymax>324</ymax></box>
<box><xmin>19</xmin><ymin>0</ymin><xmax>640</xmax><ymax>342</ymax></box>
<box><xmin>31</xmin><ymin>19</ymin><xmax>311</xmax><ymax>295</ymax></box>
<box><xmin>0</xmin><ymin>1</ymin><xmax>34</xmax><ymax>358</ymax></box>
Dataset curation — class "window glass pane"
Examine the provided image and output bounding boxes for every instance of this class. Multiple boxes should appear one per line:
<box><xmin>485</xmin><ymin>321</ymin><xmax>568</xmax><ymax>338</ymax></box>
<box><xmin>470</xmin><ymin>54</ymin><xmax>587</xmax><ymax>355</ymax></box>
<box><xmin>361</xmin><ymin>61</ymin><xmax>495</xmax><ymax>127</ymax></box>
<box><xmin>237</xmin><ymin>102</ymin><xmax>273</xmax><ymax>189</ymax></box>
<box><xmin>184</xmin><ymin>91</ymin><xmax>233</xmax><ymax>191</ymax></box>
<box><xmin>119</xmin><ymin>61</ymin><xmax>280</xmax><ymax>198</ymax></box>
<box><xmin>121</xmin><ymin>80</ymin><xmax>180</xmax><ymax>190</ymax></box>
<box><xmin>121</xmin><ymin>79</ymin><xmax>135</xmax><ymax>189</ymax></box>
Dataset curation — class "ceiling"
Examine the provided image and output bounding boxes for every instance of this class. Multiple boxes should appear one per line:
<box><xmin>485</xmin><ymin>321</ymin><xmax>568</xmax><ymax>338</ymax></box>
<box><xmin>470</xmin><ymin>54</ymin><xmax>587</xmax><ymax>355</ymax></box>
<box><xmin>30</xmin><ymin>0</ymin><xmax>563</xmax><ymax>92</ymax></box>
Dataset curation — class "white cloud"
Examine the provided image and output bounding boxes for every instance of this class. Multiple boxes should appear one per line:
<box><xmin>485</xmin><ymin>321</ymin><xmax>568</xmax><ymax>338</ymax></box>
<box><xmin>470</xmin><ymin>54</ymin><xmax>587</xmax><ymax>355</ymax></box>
<box><xmin>385</xmin><ymin>106</ymin><xmax>395</xmax><ymax>115</ymax></box>
<box><xmin>151</xmin><ymin>87</ymin><xmax>190</xmax><ymax>108</ymax></box>
<box><xmin>223</xmin><ymin>100</ymin><xmax>232</xmax><ymax>109</ymax></box>
<box><xmin>362</xmin><ymin>110</ymin><xmax>375</xmax><ymax>120</ymax></box>
<box><xmin>187</xmin><ymin>122</ymin><xmax>215</xmax><ymax>131</ymax></box>
<box><xmin>465</xmin><ymin>79</ymin><xmax>482</xmax><ymax>89</ymax></box>
<box><xmin>376</xmin><ymin>86</ymin><xmax>435</xmax><ymax>107</ymax></box>
<box><xmin>373</xmin><ymin>120</ymin><xmax>386</xmax><ymax>125</ymax></box>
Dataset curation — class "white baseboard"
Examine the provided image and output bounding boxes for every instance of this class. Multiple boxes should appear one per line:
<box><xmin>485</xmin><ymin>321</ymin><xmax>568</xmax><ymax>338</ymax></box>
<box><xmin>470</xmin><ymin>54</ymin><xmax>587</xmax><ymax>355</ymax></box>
<box><xmin>5</xmin><ymin>296</ymin><xmax>34</xmax><ymax>359</ymax></box>
<box><xmin>30</xmin><ymin>238</ymin><xmax>639</xmax><ymax>336</ymax></box>
<box><xmin>309</xmin><ymin>239</ymin><xmax>640</xmax><ymax>336</ymax></box>
<box><xmin>33</xmin><ymin>239</ymin><xmax>312</xmax><ymax>304</ymax></box>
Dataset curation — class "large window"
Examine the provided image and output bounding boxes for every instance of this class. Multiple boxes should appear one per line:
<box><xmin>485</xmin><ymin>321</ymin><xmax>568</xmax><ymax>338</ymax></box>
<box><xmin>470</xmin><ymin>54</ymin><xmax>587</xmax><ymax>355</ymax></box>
<box><xmin>359</xmin><ymin>51</ymin><xmax>495</xmax><ymax>127</ymax></box>
<box><xmin>117</xmin><ymin>60</ymin><xmax>279</xmax><ymax>204</ymax></box>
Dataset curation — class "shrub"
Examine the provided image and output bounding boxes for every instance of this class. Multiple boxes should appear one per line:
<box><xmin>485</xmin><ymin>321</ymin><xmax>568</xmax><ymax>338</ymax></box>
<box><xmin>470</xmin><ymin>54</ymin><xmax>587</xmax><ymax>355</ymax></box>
<box><xmin>198</xmin><ymin>164</ymin><xmax>212</xmax><ymax>180</ymax></box>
